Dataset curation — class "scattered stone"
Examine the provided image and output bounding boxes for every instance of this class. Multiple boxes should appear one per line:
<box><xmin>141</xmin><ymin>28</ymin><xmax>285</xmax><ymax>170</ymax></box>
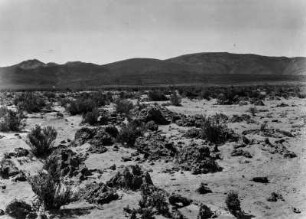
<box><xmin>252</xmin><ymin>177</ymin><xmax>269</xmax><ymax>183</ymax></box>
<box><xmin>197</xmin><ymin>204</ymin><xmax>214</xmax><ymax>219</ymax></box>
<box><xmin>136</xmin><ymin>106</ymin><xmax>170</xmax><ymax>125</ymax></box>
<box><xmin>169</xmin><ymin>193</ymin><xmax>192</xmax><ymax>208</ymax></box>
<box><xmin>121</xmin><ymin>156</ymin><xmax>132</xmax><ymax>162</ymax></box>
<box><xmin>88</xmin><ymin>145</ymin><xmax>108</xmax><ymax>154</ymax></box>
<box><xmin>267</xmin><ymin>192</ymin><xmax>284</xmax><ymax>202</ymax></box>
<box><xmin>14</xmin><ymin>148</ymin><xmax>29</xmax><ymax>157</ymax></box>
<box><xmin>196</xmin><ymin>183</ymin><xmax>212</xmax><ymax>194</ymax></box>
<box><xmin>231</xmin><ymin>149</ymin><xmax>252</xmax><ymax>158</ymax></box>
<box><xmin>135</xmin><ymin>133</ymin><xmax>177</xmax><ymax>161</ymax></box>
<box><xmin>292</xmin><ymin>207</ymin><xmax>301</xmax><ymax>214</ymax></box>
<box><xmin>176</xmin><ymin>144</ymin><xmax>222</xmax><ymax>174</ymax></box>
<box><xmin>0</xmin><ymin>159</ymin><xmax>20</xmax><ymax>179</ymax></box>
<box><xmin>5</xmin><ymin>200</ymin><xmax>32</xmax><ymax>219</ymax></box>
<box><xmin>82</xmin><ymin>182</ymin><xmax>119</xmax><ymax>205</ymax></box>
<box><xmin>44</xmin><ymin>148</ymin><xmax>90</xmax><ymax>179</ymax></box>
<box><xmin>145</xmin><ymin>120</ymin><xmax>158</xmax><ymax>131</ymax></box>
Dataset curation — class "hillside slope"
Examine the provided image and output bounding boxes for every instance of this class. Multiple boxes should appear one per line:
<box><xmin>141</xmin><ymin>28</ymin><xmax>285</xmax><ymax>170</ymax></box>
<box><xmin>0</xmin><ymin>52</ymin><xmax>305</xmax><ymax>89</ymax></box>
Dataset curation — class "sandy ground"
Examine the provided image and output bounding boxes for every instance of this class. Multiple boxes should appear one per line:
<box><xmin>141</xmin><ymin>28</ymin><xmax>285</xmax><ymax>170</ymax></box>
<box><xmin>0</xmin><ymin>96</ymin><xmax>306</xmax><ymax>219</ymax></box>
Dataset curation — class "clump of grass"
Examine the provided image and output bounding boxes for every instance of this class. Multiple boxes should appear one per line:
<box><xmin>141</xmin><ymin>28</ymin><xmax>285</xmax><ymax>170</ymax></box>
<box><xmin>28</xmin><ymin>171</ymin><xmax>72</xmax><ymax>210</ymax></box>
<box><xmin>14</xmin><ymin>92</ymin><xmax>46</xmax><ymax>113</ymax></box>
<box><xmin>114</xmin><ymin>99</ymin><xmax>134</xmax><ymax>115</ymax></box>
<box><xmin>27</xmin><ymin>125</ymin><xmax>57</xmax><ymax>158</ymax></box>
<box><xmin>0</xmin><ymin>107</ymin><xmax>23</xmax><ymax>132</ymax></box>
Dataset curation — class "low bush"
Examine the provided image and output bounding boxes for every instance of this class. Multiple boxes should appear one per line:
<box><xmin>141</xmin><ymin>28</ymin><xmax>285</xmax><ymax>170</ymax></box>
<box><xmin>117</xmin><ymin>120</ymin><xmax>143</xmax><ymax>146</ymax></box>
<box><xmin>0</xmin><ymin>107</ymin><xmax>23</xmax><ymax>132</ymax></box>
<box><xmin>114</xmin><ymin>99</ymin><xmax>134</xmax><ymax>115</ymax></box>
<box><xmin>14</xmin><ymin>92</ymin><xmax>46</xmax><ymax>113</ymax></box>
<box><xmin>82</xmin><ymin>108</ymin><xmax>103</xmax><ymax>125</ymax></box>
<box><xmin>169</xmin><ymin>91</ymin><xmax>182</xmax><ymax>106</ymax></box>
<box><xmin>225</xmin><ymin>191</ymin><xmax>242</xmax><ymax>217</ymax></box>
<box><xmin>27</xmin><ymin>125</ymin><xmax>57</xmax><ymax>158</ymax></box>
<box><xmin>66</xmin><ymin>98</ymin><xmax>96</xmax><ymax>115</ymax></box>
<box><xmin>28</xmin><ymin>171</ymin><xmax>72</xmax><ymax>210</ymax></box>
<box><xmin>197</xmin><ymin>204</ymin><xmax>214</xmax><ymax>219</ymax></box>
<box><xmin>148</xmin><ymin>90</ymin><xmax>168</xmax><ymax>101</ymax></box>
<box><xmin>200</xmin><ymin>116</ymin><xmax>233</xmax><ymax>144</ymax></box>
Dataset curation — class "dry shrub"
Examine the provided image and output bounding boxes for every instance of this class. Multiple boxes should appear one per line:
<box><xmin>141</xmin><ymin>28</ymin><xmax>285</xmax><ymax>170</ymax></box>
<box><xmin>28</xmin><ymin>171</ymin><xmax>71</xmax><ymax>210</ymax></box>
<box><xmin>0</xmin><ymin>107</ymin><xmax>23</xmax><ymax>132</ymax></box>
<box><xmin>27</xmin><ymin>125</ymin><xmax>57</xmax><ymax>158</ymax></box>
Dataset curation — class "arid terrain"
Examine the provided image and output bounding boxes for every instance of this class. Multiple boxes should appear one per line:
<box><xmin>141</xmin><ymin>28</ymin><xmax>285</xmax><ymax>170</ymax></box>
<box><xmin>0</xmin><ymin>85</ymin><xmax>306</xmax><ymax>219</ymax></box>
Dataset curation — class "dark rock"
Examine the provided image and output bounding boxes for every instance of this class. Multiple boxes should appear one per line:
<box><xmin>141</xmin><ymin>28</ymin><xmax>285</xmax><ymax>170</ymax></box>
<box><xmin>252</xmin><ymin>177</ymin><xmax>269</xmax><ymax>183</ymax></box>
<box><xmin>267</xmin><ymin>192</ymin><xmax>284</xmax><ymax>202</ymax></box>
<box><xmin>121</xmin><ymin>156</ymin><xmax>132</xmax><ymax>162</ymax></box>
<box><xmin>107</xmin><ymin>165</ymin><xmax>153</xmax><ymax>190</ymax></box>
<box><xmin>13</xmin><ymin>172</ymin><xmax>27</xmax><ymax>182</ymax></box>
<box><xmin>169</xmin><ymin>193</ymin><xmax>192</xmax><ymax>208</ymax></box>
<box><xmin>82</xmin><ymin>182</ymin><xmax>119</xmax><ymax>205</ymax></box>
<box><xmin>137</xmin><ymin>106</ymin><xmax>170</xmax><ymax>125</ymax></box>
<box><xmin>88</xmin><ymin>145</ymin><xmax>108</xmax><ymax>154</ymax></box>
<box><xmin>197</xmin><ymin>204</ymin><xmax>214</xmax><ymax>219</ymax></box>
<box><xmin>196</xmin><ymin>183</ymin><xmax>212</xmax><ymax>194</ymax></box>
<box><xmin>183</xmin><ymin>128</ymin><xmax>201</xmax><ymax>138</ymax></box>
<box><xmin>44</xmin><ymin>148</ymin><xmax>90</xmax><ymax>179</ymax></box>
<box><xmin>134</xmin><ymin>133</ymin><xmax>177</xmax><ymax>161</ymax></box>
<box><xmin>74</xmin><ymin>127</ymin><xmax>96</xmax><ymax>146</ymax></box>
<box><xmin>0</xmin><ymin>159</ymin><xmax>20</xmax><ymax>178</ymax></box>
<box><xmin>5</xmin><ymin>200</ymin><xmax>32</xmax><ymax>219</ymax></box>
<box><xmin>14</xmin><ymin>148</ymin><xmax>29</xmax><ymax>157</ymax></box>
<box><xmin>176</xmin><ymin>144</ymin><xmax>222</xmax><ymax>174</ymax></box>
<box><xmin>0</xmin><ymin>209</ymin><xmax>4</xmax><ymax>216</ymax></box>
<box><xmin>145</xmin><ymin>120</ymin><xmax>158</xmax><ymax>131</ymax></box>
<box><xmin>231</xmin><ymin>149</ymin><xmax>252</xmax><ymax>158</ymax></box>
<box><xmin>90</xmin><ymin>128</ymin><xmax>113</xmax><ymax>146</ymax></box>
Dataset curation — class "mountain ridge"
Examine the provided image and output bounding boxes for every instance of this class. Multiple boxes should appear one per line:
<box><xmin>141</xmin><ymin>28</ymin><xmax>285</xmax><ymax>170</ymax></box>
<box><xmin>1</xmin><ymin>52</ymin><xmax>306</xmax><ymax>89</ymax></box>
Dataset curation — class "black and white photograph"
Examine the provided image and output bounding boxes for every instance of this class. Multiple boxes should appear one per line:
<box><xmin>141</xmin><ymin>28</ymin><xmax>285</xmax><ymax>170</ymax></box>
<box><xmin>0</xmin><ymin>0</ymin><xmax>306</xmax><ymax>218</ymax></box>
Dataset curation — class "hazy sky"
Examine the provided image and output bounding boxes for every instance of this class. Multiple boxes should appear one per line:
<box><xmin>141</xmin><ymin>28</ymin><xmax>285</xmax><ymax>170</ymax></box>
<box><xmin>0</xmin><ymin>0</ymin><xmax>305</xmax><ymax>66</ymax></box>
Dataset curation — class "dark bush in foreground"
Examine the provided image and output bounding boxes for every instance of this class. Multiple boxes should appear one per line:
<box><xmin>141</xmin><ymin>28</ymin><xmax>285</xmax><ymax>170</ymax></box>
<box><xmin>27</xmin><ymin>125</ymin><xmax>57</xmax><ymax>158</ymax></box>
<box><xmin>114</xmin><ymin>99</ymin><xmax>134</xmax><ymax>115</ymax></box>
<box><xmin>225</xmin><ymin>192</ymin><xmax>242</xmax><ymax>218</ymax></box>
<box><xmin>28</xmin><ymin>171</ymin><xmax>72</xmax><ymax>210</ymax></box>
<box><xmin>0</xmin><ymin>107</ymin><xmax>23</xmax><ymax>132</ymax></box>
<box><xmin>5</xmin><ymin>199</ymin><xmax>32</xmax><ymax>219</ymax></box>
<box><xmin>14</xmin><ymin>92</ymin><xmax>46</xmax><ymax>113</ymax></box>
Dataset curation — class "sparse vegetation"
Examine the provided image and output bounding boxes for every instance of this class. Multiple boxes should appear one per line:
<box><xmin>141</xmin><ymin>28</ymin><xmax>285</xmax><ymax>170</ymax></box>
<box><xmin>169</xmin><ymin>91</ymin><xmax>182</xmax><ymax>106</ymax></box>
<box><xmin>148</xmin><ymin>90</ymin><xmax>168</xmax><ymax>101</ymax></box>
<box><xmin>27</xmin><ymin>125</ymin><xmax>57</xmax><ymax>158</ymax></box>
<box><xmin>114</xmin><ymin>99</ymin><xmax>134</xmax><ymax>115</ymax></box>
<box><xmin>14</xmin><ymin>92</ymin><xmax>46</xmax><ymax>113</ymax></box>
<box><xmin>117</xmin><ymin>120</ymin><xmax>143</xmax><ymax>146</ymax></box>
<box><xmin>0</xmin><ymin>107</ymin><xmax>23</xmax><ymax>131</ymax></box>
<box><xmin>200</xmin><ymin>116</ymin><xmax>234</xmax><ymax>144</ymax></box>
<box><xmin>28</xmin><ymin>171</ymin><xmax>72</xmax><ymax>210</ymax></box>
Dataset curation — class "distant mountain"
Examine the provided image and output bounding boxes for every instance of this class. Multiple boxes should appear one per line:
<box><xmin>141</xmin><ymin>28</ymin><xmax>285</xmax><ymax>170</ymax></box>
<box><xmin>0</xmin><ymin>52</ymin><xmax>305</xmax><ymax>89</ymax></box>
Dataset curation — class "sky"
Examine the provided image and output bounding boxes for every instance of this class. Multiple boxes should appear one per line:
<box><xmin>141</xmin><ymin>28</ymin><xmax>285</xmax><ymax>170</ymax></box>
<box><xmin>0</xmin><ymin>0</ymin><xmax>305</xmax><ymax>66</ymax></box>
